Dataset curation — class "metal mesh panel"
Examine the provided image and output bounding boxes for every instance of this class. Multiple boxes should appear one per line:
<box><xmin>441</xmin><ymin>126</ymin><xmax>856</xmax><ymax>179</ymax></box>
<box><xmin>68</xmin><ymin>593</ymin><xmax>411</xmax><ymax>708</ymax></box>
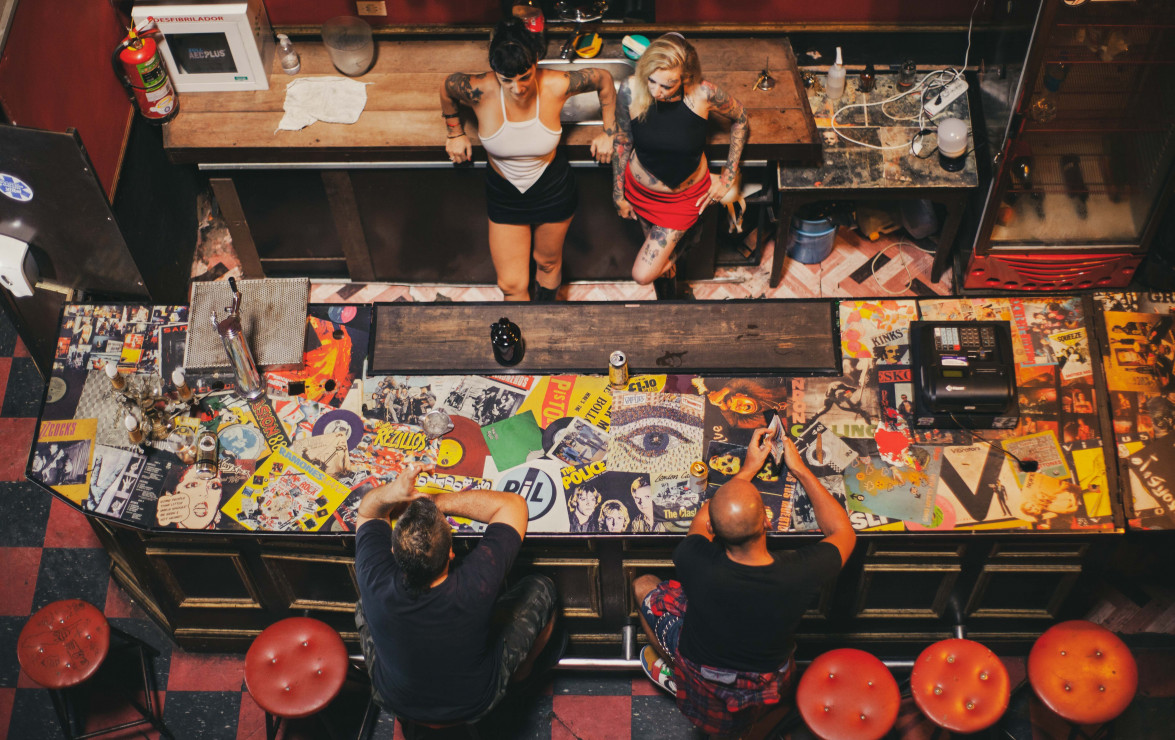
<box><xmin>185</xmin><ymin>278</ymin><xmax>309</xmax><ymax>370</ymax></box>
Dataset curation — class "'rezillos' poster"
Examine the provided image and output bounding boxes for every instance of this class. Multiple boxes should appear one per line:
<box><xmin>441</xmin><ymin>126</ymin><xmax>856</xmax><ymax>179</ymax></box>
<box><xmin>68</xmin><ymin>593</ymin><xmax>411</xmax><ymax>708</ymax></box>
<box><xmin>606</xmin><ymin>392</ymin><xmax>705</xmax><ymax>476</ymax></box>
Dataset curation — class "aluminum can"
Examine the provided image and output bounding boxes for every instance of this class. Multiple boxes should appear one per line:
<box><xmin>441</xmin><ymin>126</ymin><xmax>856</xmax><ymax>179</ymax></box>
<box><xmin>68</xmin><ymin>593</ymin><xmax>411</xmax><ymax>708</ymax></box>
<box><xmin>608</xmin><ymin>351</ymin><xmax>628</xmax><ymax>389</ymax></box>
<box><xmin>194</xmin><ymin>430</ymin><xmax>218</xmax><ymax>479</ymax></box>
<box><xmin>688</xmin><ymin>460</ymin><xmax>708</xmax><ymax>497</ymax></box>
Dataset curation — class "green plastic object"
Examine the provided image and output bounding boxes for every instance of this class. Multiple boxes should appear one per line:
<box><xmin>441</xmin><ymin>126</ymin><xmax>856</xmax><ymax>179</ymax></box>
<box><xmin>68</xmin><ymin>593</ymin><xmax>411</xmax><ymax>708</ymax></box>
<box><xmin>622</xmin><ymin>34</ymin><xmax>650</xmax><ymax>60</ymax></box>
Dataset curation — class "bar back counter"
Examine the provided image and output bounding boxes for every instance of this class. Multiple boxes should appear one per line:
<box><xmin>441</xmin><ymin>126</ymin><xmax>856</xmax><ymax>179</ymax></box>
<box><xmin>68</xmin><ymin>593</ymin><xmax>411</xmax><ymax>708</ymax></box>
<box><xmin>30</xmin><ymin>294</ymin><xmax>1168</xmax><ymax>661</ymax></box>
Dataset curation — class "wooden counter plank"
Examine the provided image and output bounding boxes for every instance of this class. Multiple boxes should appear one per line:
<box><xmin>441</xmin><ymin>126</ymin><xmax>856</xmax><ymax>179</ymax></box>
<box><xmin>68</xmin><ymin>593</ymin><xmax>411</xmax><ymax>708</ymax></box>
<box><xmin>165</xmin><ymin>37</ymin><xmax>819</xmax><ymax>165</ymax></box>
<box><xmin>370</xmin><ymin>300</ymin><xmax>838</xmax><ymax>375</ymax></box>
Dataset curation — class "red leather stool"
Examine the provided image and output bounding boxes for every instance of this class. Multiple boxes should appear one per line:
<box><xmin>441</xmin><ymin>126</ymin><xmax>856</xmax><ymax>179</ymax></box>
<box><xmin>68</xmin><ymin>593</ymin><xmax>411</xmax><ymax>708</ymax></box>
<box><xmin>16</xmin><ymin>599</ymin><xmax>171</xmax><ymax>739</ymax></box>
<box><xmin>1028</xmin><ymin>620</ymin><xmax>1137</xmax><ymax>739</ymax></box>
<box><xmin>796</xmin><ymin>648</ymin><xmax>900</xmax><ymax>740</ymax></box>
<box><xmin>911</xmin><ymin>638</ymin><xmax>1010</xmax><ymax>737</ymax></box>
<box><xmin>245</xmin><ymin>617</ymin><xmax>351</xmax><ymax>740</ymax></box>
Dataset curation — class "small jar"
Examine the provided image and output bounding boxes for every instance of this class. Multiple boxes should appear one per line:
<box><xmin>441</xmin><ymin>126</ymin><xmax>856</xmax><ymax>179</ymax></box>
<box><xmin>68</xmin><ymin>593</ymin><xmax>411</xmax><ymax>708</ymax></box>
<box><xmin>898</xmin><ymin>59</ymin><xmax>917</xmax><ymax>89</ymax></box>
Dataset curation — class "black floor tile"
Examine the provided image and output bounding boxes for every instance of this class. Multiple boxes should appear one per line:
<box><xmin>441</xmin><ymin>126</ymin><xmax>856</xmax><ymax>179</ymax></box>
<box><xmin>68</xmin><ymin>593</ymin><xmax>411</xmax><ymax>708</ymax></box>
<box><xmin>551</xmin><ymin>669</ymin><xmax>634</xmax><ymax>696</ymax></box>
<box><xmin>9</xmin><ymin>686</ymin><xmax>66</xmax><ymax>738</ymax></box>
<box><xmin>2</xmin><ymin>356</ymin><xmax>46</xmax><ymax>418</ymax></box>
<box><xmin>630</xmin><ymin>695</ymin><xmax>709</xmax><ymax>739</ymax></box>
<box><xmin>162</xmin><ymin>689</ymin><xmax>242</xmax><ymax>740</ymax></box>
<box><xmin>849</xmin><ymin>252</ymin><xmax>890</xmax><ymax>284</ymax></box>
<box><xmin>0</xmin><ymin>616</ymin><xmax>28</xmax><ymax>688</ymax></box>
<box><xmin>0</xmin><ymin>310</ymin><xmax>19</xmax><ymax>357</ymax></box>
<box><xmin>110</xmin><ymin>616</ymin><xmax>174</xmax><ymax>694</ymax></box>
<box><xmin>0</xmin><ymin>480</ymin><xmax>52</xmax><ymax>546</ymax></box>
<box><xmin>32</xmin><ymin>547</ymin><xmax>111</xmax><ymax>613</ymax></box>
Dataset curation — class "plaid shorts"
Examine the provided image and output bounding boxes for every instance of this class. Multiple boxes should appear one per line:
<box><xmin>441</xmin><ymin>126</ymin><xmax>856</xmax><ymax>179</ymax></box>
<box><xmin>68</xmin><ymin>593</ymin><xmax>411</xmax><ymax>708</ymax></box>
<box><xmin>640</xmin><ymin>579</ymin><xmax>796</xmax><ymax>736</ymax></box>
<box><xmin>356</xmin><ymin>573</ymin><xmax>556</xmax><ymax>722</ymax></box>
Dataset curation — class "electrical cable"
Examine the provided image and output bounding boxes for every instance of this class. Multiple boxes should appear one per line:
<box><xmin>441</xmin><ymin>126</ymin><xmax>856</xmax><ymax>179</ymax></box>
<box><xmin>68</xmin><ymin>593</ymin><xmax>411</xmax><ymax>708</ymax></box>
<box><xmin>870</xmin><ymin>239</ymin><xmax>918</xmax><ymax>294</ymax></box>
<box><xmin>948</xmin><ymin>412</ymin><xmax>1039</xmax><ymax>473</ymax></box>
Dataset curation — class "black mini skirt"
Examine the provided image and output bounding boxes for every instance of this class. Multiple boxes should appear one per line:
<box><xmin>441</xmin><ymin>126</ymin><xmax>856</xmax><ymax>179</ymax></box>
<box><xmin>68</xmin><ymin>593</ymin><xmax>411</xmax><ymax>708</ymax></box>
<box><xmin>485</xmin><ymin>151</ymin><xmax>578</xmax><ymax>225</ymax></box>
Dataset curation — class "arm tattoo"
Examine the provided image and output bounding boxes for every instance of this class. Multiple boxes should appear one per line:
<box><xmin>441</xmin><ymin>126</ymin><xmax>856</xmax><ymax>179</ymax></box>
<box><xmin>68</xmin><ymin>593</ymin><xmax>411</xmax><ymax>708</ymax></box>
<box><xmin>703</xmin><ymin>82</ymin><xmax>749</xmax><ymax>183</ymax></box>
<box><xmin>612</xmin><ymin>82</ymin><xmax>634</xmax><ymax>202</ymax></box>
<box><xmin>444</xmin><ymin>73</ymin><xmax>485</xmax><ymax>106</ymax></box>
<box><xmin>566</xmin><ymin>69</ymin><xmax>597</xmax><ymax>96</ymax></box>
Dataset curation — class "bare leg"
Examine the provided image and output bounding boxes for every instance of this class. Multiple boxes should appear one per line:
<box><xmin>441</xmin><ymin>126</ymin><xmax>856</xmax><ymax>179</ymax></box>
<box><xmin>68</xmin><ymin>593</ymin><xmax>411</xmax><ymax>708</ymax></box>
<box><xmin>488</xmin><ymin>220</ymin><xmax>534</xmax><ymax>301</ymax></box>
<box><xmin>531</xmin><ymin>217</ymin><xmax>573</xmax><ymax>291</ymax></box>
<box><xmin>510</xmin><ymin>611</ymin><xmax>557</xmax><ymax>682</ymax></box>
<box><xmin>631</xmin><ymin>224</ymin><xmax>688</xmax><ymax>286</ymax></box>
<box><xmin>633</xmin><ymin>574</ymin><xmax>672</xmax><ymax>664</ymax></box>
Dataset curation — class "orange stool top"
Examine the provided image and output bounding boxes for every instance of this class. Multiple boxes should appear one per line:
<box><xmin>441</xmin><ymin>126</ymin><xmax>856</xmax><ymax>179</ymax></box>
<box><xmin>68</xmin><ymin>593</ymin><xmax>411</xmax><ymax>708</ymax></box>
<box><xmin>17</xmin><ymin>599</ymin><xmax>110</xmax><ymax>690</ymax></box>
<box><xmin>1028</xmin><ymin>620</ymin><xmax>1137</xmax><ymax>726</ymax></box>
<box><xmin>245</xmin><ymin>617</ymin><xmax>349</xmax><ymax>719</ymax></box>
<box><xmin>911</xmin><ymin>638</ymin><xmax>1010</xmax><ymax>734</ymax></box>
<box><xmin>797</xmin><ymin>648</ymin><xmax>900</xmax><ymax>740</ymax></box>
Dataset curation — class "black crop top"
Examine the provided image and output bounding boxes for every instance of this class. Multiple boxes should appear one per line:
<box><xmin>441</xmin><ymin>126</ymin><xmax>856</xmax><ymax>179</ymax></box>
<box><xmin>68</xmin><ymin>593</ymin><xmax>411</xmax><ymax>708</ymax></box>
<box><xmin>631</xmin><ymin>99</ymin><xmax>709</xmax><ymax>189</ymax></box>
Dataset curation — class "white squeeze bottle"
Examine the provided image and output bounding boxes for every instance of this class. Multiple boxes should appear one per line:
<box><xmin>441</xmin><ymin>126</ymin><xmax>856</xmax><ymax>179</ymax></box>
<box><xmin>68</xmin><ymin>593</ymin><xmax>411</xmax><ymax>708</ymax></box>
<box><xmin>826</xmin><ymin>46</ymin><xmax>846</xmax><ymax>101</ymax></box>
<box><xmin>277</xmin><ymin>34</ymin><xmax>301</xmax><ymax>75</ymax></box>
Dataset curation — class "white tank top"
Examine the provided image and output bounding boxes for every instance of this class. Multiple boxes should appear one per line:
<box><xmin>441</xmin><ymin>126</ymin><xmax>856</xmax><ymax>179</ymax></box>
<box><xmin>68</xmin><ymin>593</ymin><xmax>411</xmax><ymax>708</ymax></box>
<box><xmin>480</xmin><ymin>83</ymin><xmax>563</xmax><ymax>193</ymax></box>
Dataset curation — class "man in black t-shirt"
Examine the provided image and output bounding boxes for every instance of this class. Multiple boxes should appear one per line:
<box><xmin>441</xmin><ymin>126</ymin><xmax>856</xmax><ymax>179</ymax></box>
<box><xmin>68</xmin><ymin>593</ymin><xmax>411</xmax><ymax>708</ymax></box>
<box><xmin>354</xmin><ymin>463</ymin><xmax>558</xmax><ymax>725</ymax></box>
<box><xmin>633</xmin><ymin>428</ymin><xmax>857</xmax><ymax>736</ymax></box>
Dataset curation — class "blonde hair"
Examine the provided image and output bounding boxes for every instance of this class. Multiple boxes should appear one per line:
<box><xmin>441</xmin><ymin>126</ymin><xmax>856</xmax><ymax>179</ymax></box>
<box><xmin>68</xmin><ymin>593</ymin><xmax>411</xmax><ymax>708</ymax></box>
<box><xmin>630</xmin><ymin>34</ymin><xmax>703</xmax><ymax>121</ymax></box>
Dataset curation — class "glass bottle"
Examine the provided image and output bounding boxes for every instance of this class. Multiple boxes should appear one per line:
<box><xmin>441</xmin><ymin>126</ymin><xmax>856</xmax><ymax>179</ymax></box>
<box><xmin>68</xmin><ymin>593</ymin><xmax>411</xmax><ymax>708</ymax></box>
<box><xmin>859</xmin><ymin>62</ymin><xmax>876</xmax><ymax>93</ymax></box>
<box><xmin>276</xmin><ymin>34</ymin><xmax>300</xmax><ymax>75</ymax></box>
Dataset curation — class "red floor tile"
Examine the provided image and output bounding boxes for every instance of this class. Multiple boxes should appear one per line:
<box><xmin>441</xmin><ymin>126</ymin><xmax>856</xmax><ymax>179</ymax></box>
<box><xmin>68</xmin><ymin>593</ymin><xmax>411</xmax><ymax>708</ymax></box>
<box><xmin>104</xmin><ymin>576</ymin><xmax>147</xmax><ymax>619</ymax></box>
<box><xmin>0</xmin><ymin>546</ymin><xmax>42</xmax><ymax>616</ymax></box>
<box><xmin>631</xmin><ymin>675</ymin><xmax>663</xmax><ymax>696</ymax></box>
<box><xmin>1138</xmin><ymin>650</ymin><xmax>1175</xmax><ymax>698</ymax></box>
<box><xmin>236</xmin><ymin>690</ymin><xmax>268</xmax><ymax>740</ymax></box>
<box><xmin>0</xmin><ymin>416</ymin><xmax>36</xmax><ymax>482</ymax></box>
<box><xmin>167</xmin><ymin>650</ymin><xmax>245</xmax><ymax>692</ymax></box>
<box><xmin>43</xmin><ymin>497</ymin><xmax>103</xmax><ymax>548</ymax></box>
<box><xmin>13</xmin><ymin>336</ymin><xmax>29</xmax><ymax>358</ymax></box>
<box><xmin>0</xmin><ymin>356</ymin><xmax>10</xmax><ymax>410</ymax></box>
<box><xmin>0</xmin><ymin>688</ymin><xmax>12</xmax><ymax>740</ymax></box>
<box><xmin>82</xmin><ymin>686</ymin><xmax>164</xmax><ymax>740</ymax></box>
<box><xmin>551</xmin><ymin>694</ymin><xmax>631</xmax><ymax>739</ymax></box>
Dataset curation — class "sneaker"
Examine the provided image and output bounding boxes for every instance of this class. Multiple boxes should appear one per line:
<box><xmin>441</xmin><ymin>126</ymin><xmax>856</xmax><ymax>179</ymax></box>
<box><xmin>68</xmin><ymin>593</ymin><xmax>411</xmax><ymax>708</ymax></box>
<box><xmin>640</xmin><ymin>645</ymin><xmax>678</xmax><ymax>696</ymax></box>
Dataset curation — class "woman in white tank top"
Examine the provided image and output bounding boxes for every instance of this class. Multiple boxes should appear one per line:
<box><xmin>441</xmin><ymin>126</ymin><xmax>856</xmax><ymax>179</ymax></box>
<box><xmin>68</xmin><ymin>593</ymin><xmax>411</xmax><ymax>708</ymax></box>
<box><xmin>440</xmin><ymin>18</ymin><xmax>617</xmax><ymax>301</ymax></box>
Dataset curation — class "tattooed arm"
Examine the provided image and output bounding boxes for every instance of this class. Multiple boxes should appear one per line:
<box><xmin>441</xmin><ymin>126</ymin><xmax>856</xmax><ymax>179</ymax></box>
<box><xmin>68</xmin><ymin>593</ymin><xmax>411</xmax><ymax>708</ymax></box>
<box><xmin>611</xmin><ymin>80</ymin><xmax>636</xmax><ymax>219</ymax></box>
<box><xmin>696</xmin><ymin>80</ymin><xmax>750</xmax><ymax>206</ymax></box>
<box><xmin>440</xmin><ymin>72</ymin><xmax>489</xmax><ymax>164</ymax></box>
<box><xmin>565</xmin><ymin>68</ymin><xmax>617</xmax><ymax>164</ymax></box>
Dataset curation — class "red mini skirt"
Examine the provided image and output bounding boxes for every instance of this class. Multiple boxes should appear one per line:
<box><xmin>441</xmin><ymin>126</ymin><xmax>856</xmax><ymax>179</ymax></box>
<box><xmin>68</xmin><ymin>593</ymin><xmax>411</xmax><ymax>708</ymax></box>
<box><xmin>624</xmin><ymin>165</ymin><xmax>710</xmax><ymax>231</ymax></box>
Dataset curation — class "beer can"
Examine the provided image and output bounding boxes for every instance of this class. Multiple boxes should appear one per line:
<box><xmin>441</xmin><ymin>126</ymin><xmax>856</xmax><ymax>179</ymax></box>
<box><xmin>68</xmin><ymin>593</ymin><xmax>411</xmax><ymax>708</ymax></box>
<box><xmin>608</xmin><ymin>351</ymin><xmax>628</xmax><ymax>389</ymax></box>
<box><xmin>688</xmin><ymin>460</ymin><xmax>708</xmax><ymax>497</ymax></box>
<box><xmin>194</xmin><ymin>430</ymin><xmax>218</xmax><ymax>479</ymax></box>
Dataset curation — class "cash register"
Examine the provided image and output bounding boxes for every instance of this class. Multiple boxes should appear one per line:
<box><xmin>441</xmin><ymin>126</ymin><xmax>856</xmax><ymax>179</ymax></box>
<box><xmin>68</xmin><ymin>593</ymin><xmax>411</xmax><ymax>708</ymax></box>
<box><xmin>909</xmin><ymin>321</ymin><xmax>1018</xmax><ymax>429</ymax></box>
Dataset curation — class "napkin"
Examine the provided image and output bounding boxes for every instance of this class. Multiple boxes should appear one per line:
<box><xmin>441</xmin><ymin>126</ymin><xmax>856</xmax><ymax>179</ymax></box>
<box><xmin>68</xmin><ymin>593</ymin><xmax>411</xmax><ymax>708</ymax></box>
<box><xmin>276</xmin><ymin>77</ymin><xmax>369</xmax><ymax>133</ymax></box>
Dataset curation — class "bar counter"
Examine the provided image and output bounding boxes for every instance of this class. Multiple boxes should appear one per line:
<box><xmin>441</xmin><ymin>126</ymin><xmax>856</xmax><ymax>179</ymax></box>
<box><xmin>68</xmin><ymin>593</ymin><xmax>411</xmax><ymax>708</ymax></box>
<box><xmin>27</xmin><ymin>295</ymin><xmax>1154</xmax><ymax>655</ymax></box>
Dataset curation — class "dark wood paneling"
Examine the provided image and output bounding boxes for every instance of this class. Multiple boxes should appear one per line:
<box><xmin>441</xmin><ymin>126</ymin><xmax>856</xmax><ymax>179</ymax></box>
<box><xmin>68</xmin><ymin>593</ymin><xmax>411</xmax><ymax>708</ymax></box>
<box><xmin>657</xmin><ymin>0</ymin><xmax>998</xmax><ymax>24</ymax></box>
<box><xmin>371</xmin><ymin>300</ymin><xmax>839</xmax><ymax>375</ymax></box>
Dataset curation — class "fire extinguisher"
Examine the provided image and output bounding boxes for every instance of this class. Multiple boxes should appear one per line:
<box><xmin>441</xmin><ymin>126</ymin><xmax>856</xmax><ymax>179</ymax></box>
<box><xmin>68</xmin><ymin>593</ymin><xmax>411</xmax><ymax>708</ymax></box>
<box><xmin>112</xmin><ymin>22</ymin><xmax>178</xmax><ymax>124</ymax></box>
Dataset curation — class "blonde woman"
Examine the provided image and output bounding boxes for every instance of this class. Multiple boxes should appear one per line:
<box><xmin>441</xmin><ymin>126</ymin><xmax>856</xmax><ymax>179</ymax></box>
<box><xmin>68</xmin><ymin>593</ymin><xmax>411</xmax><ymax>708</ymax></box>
<box><xmin>612</xmin><ymin>33</ymin><xmax>749</xmax><ymax>298</ymax></box>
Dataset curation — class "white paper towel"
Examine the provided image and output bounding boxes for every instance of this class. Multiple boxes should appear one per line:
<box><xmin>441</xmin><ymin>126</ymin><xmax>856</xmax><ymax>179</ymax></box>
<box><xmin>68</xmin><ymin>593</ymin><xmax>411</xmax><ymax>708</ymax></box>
<box><xmin>276</xmin><ymin>77</ymin><xmax>369</xmax><ymax>133</ymax></box>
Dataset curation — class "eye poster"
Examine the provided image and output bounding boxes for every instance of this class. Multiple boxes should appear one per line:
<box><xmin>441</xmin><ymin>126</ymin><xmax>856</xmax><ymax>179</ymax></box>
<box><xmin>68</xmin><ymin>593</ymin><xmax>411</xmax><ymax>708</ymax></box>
<box><xmin>606</xmin><ymin>392</ymin><xmax>705</xmax><ymax>476</ymax></box>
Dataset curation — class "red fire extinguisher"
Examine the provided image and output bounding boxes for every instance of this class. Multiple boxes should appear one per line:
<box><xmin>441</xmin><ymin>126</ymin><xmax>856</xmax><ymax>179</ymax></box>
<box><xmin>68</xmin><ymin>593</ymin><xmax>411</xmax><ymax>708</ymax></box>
<box><xmin>112</xmin><ymin>22</ymin><xmax>178</xmax><ymax>123</ymax></box>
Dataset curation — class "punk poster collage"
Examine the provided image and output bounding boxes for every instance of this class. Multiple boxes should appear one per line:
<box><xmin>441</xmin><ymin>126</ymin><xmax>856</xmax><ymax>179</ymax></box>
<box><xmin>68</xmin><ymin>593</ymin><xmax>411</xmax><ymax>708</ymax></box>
<box><xmin>29</xmin><ymin>294</ymin><xmax>1147</xmax><ymax>536</ymax></box>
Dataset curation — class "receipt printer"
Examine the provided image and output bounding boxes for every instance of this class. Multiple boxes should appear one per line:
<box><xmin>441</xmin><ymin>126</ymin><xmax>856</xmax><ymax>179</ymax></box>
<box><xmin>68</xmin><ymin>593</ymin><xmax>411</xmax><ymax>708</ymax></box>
<box><xmin>909</xmin><ymin>320</ymin><xmax>1018</xmax><ymax>429</ymax></box>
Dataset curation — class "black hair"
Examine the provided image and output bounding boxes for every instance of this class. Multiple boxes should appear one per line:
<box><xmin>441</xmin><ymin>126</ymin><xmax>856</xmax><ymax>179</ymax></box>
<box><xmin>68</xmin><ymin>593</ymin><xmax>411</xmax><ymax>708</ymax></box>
<box><xmin>391</xmin><ymin>498</ymin><xmax>453</xmax><ymax>596</ymax></box>
<box><xmin>489</xmin><ymin>17</ymin><xmax>542</xmax><ymax>78</ymax></box>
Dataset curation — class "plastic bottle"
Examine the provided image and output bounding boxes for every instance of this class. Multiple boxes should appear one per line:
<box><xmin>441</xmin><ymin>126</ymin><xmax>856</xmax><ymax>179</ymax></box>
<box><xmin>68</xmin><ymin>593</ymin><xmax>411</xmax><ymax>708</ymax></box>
<box><xmin>826</xmin><ymin>47</ymin><xmax>846</xmax><ymax>101</ymax></box>
<box><xmin>277</xmin><ymin>34</ymin><xmax>300</xmax><ymax>75</ymax></box>
<box><xmin>512</xmin><ymin>1</ymin><xmax>546</xmax><ymax>50</ymax></box>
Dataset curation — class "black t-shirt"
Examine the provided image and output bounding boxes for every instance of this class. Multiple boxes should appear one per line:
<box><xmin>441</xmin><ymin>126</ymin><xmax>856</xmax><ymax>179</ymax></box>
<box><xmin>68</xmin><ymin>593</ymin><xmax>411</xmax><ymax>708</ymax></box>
<box><xmin>354</xmin><ymin>519</ymin><xmax>521</xmax><ymax>723</ymax></box>
<box><xmin>675</xmin><ymin>535</ymin><xmax>842</xmax><ymax>672</ymax></box>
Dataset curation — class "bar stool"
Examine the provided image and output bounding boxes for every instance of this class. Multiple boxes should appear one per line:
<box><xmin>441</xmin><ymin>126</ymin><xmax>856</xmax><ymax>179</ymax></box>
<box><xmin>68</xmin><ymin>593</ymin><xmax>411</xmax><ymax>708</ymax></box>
<box><xmin>1028</xmin><ymin>620</ymin><xmax>1137</xmax><ymax>739</ymax></box>
<box><xmin>911</xmin><ymin>638</ymin><xmax>1009</xmax><ymax>737</ymax></box>
<box><xmin>16</xmin><ymin>599</ymin><xmax>172</xmax><ymax>739</ymax></box>
<box><xmin>244</xmin><ymin>616</ymin><xmax>351</xmax><ymax>740</ymax></box>
<box><xmin>795</xmin><ymin>648</ymin><xmax>900</xmax><ymax>740</ymax></box>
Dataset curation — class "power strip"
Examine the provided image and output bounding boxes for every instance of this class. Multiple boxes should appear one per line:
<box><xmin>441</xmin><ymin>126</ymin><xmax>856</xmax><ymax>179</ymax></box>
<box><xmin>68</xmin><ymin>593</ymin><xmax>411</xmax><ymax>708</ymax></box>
<box><xmin>923</xmin><ymin>79</ymin><xmax>969</xmax><ymax>117</ymax></box>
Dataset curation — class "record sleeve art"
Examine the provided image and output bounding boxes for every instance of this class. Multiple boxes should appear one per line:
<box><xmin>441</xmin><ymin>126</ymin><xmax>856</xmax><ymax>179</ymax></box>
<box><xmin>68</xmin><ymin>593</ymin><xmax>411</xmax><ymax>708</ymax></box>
<box><xmin>436</xmin><ymin>414</ymin><xmax>491</xmax><ymax>478</ymax></box>
<box><xmin>313</xmin><ymin>409</ymin><xmax>365</xmax><ymax>450</ymax></box>
<box><xmin>492</xmin><ymin>459</ymin><xmax>568</xmax><ymax>533</ymax></box>
<box><xmin>542</xmin><ymin>416</ymin><xmax>574</xmax><ymax>454</ymax></box>
<box><xmin>41</xmin><ymin>367</ymin><xmax>88</xmax><ymax>421</ymax></box>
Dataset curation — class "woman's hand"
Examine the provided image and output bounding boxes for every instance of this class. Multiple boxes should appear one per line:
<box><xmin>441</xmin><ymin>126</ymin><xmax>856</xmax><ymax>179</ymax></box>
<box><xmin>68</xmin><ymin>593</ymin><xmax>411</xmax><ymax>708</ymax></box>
<box><xmin>614</xmin><ymin>196</ymin><xmax>636</xmax><ymax>220</ymax></box>
<box><xmin>695</xmin><ymin>171</ymin><xmax>734</xmax><ymax>214</ymax></box>
<box><xmin>590</xmin><ymin>131</ymin><xmax>615</xmax><ymax>164</ymax></box>
<box><xmin>446</xmin><ymin>134</ymin><xmax>472</xmax><ymax>164</ymax></box>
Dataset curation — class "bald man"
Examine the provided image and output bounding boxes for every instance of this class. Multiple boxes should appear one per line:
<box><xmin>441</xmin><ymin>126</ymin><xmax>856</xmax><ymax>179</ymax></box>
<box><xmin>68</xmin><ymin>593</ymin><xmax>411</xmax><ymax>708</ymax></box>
<box><xmin>633</xmin><ymin>428</ymin><xmax>856</xmax><ymax>737</ymax></box>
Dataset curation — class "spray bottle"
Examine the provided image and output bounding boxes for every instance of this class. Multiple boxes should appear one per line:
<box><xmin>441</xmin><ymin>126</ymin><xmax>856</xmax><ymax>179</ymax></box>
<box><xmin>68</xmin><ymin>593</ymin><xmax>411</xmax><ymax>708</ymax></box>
<box><xmin>826</xmin><ymin>47</ymin><xmax>847</xmax><ymax>101</ymax></box>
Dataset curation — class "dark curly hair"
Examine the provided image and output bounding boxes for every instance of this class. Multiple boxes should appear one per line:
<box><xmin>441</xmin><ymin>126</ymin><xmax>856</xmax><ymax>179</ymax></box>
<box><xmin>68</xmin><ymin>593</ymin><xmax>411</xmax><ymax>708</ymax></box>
<box><xmin>489</xmin><ymin>17</ymin><xmax>543</xmax><ymax>78</ymax></box>
<box><xmin>391</xmin><ymin>498</ymin><xmax>453</xmax><ymax>596</ymax></box>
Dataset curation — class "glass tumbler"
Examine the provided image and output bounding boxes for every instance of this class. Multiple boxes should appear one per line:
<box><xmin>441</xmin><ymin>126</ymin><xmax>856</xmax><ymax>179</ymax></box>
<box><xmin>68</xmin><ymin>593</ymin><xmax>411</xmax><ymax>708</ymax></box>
<box><xmin>322</xmin><ymin>16</ymin><xmax>374</xmax><ymax>77</ymax></box>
